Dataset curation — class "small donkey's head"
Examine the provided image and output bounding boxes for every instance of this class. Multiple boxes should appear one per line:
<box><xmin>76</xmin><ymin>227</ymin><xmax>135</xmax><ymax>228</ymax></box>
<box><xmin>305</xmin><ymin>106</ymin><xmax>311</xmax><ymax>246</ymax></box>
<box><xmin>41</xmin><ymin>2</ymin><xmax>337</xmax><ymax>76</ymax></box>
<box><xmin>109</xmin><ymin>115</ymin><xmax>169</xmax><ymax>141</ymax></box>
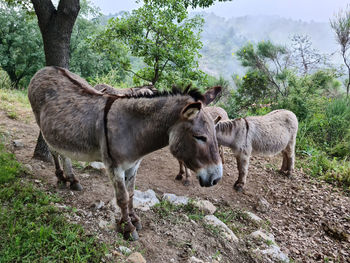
<box><xmin>169</xmin><ymin>86</ymin><xmax>223</xmax><ymax>187</ymax></box>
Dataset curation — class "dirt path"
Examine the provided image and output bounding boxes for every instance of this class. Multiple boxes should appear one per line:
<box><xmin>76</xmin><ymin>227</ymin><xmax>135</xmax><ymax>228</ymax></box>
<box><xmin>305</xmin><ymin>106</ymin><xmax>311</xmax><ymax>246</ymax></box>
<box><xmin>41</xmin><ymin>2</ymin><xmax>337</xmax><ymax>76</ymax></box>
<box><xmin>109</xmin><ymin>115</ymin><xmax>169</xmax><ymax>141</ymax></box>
<box><xmin>1</xmin><ymin>109</ymin><xmax>349</xmax><ymax>263</ymax></box>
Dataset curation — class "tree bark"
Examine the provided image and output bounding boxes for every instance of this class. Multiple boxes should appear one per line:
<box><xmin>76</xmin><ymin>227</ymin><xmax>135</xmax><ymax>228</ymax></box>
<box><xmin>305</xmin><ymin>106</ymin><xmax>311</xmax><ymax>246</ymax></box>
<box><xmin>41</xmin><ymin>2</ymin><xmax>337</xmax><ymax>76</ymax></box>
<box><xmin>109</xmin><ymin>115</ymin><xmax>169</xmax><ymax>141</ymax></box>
<box><xmin>31</xmin><ymin>0</ymin><xmax>80</xmax><ymax>162</ymax></box>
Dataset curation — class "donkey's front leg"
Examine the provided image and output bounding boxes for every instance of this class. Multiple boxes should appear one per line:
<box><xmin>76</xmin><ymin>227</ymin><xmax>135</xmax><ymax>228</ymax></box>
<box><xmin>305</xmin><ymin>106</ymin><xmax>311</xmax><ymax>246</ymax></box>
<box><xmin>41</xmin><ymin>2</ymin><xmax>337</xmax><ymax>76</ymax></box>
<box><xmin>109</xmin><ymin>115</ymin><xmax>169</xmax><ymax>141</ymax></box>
<box><xmin>175</xmin><ymin>161</ymin><xmax>185</xmax><ymax>181</ymax></box>
<box><xmin>125</xmin><ymin>160</ymin><xmax>142</xmax><ymax>231</ymax></box>
<box><xmin>108</xmin><ymin>167</ymin><xmax>138</xmax><ymax>240</ymax></box>
<box><xmin>234</xmin><ymin>154</ymin><xmax>250</xmax><ymax>192</ymax></box>
<box><xmin>183</xmin><ymin>165</ymin><xmax>191</xmax><ymax>186</ymax></box>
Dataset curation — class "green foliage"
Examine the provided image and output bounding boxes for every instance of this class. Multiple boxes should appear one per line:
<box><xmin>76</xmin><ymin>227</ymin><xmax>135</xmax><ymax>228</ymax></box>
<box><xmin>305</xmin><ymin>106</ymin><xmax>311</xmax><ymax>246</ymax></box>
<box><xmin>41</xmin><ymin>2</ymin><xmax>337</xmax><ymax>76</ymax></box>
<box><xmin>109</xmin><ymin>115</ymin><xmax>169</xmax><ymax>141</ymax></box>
<box><xmin>0</xmin><ymin>142</ymin><xmax>107</xmax><ymax>262</ymax></box>
<box><xmin>96</xmin><ymin>0</ymin><xmax>205</xmax><ymax>88</ymax></box>
<box><xmin>70</xmin><ymin>1</ymin><xmax>129</xmax><ymax>83</ymax></box>
<box><xmin>0</xmin><ymin>5</ymin><xmax>44</xmax><ymax>88</ymax></box>
<box><xmin>235</xmin><ymin>41</ymin><xmax>292</xmax><ymax>101</ymax></box>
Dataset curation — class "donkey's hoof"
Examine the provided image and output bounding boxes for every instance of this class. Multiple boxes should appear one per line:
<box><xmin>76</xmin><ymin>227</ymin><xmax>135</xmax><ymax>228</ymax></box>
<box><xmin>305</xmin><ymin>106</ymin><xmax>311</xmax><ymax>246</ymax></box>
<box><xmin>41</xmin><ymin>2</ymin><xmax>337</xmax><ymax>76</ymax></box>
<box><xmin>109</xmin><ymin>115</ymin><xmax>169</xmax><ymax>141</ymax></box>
<box><xmin>183</xmin><ymin>179</ymin><xmax>190</xmax><ymax>186</ymax></box>
<box><xmin>175</xmin><ymin>173</ymin><xmax>183</xmax><ymax>181</ymax></box>
<box><xmin>57</xmin><ymin>180</ymin><xmax>67</xmax><ymax>189</ymax></box>
<box><xmin>124</xmin><ymin>230</ymin><xmax>139</xmax><ymax>241</ymax></box>
<box><xmin>132</xmin><ymin>221</ymin><xmax>142</xmax><ymax>231</ymax></box>
<box><xmin>70</xmin><ymin>182</ymin><xmax>83</xmax><ymax>191</ymax></box>
<box><xmin>233</xmin><ymin>183</ymin><xmax>244</xmax><ymax>192</ymax></box>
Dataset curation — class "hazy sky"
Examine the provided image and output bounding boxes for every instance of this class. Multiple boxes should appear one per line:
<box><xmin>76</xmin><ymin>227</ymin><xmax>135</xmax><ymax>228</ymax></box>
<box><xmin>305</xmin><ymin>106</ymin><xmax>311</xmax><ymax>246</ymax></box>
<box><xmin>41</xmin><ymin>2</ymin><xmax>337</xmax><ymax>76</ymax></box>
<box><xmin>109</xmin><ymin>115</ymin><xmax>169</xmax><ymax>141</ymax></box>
<box><xmin>90</xmin><ymin>0</ymin><xmax>349</xmax><ymax>22</ymax></box>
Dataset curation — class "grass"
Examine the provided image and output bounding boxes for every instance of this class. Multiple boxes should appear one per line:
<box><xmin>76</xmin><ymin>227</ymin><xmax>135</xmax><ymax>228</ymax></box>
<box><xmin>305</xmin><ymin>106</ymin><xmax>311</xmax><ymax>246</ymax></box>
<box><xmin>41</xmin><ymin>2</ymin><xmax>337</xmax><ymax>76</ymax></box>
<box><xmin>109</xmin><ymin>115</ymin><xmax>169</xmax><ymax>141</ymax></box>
<box><xmin>0</xmin><ymin>143</ymin><xmax>108</xmax><ymax>263</ymax></box>
<box><xmin>0</xmin><ymin>86</ymin><xmax>31</xmax><ymax>121</ymax></box>
<box><xmin>152</xmin><ymin>200</ymin><xmax>205</xmax><ymax>222</ymax></box>
<box><xmin>215</xmin><ymin>208</ymin><xmax>263</xmax><ymax>237</ymax></box>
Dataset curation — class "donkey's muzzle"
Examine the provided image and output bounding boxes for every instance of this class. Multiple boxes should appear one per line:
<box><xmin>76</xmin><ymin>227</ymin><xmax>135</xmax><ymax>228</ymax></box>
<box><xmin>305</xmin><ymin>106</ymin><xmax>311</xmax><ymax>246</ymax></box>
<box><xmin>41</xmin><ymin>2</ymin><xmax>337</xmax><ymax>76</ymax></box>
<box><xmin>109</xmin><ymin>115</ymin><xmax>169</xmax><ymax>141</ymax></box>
<box><xmin>197</xmin><ymin>163</ymin><xmax>223</xmax><ymax>187</ymax></box>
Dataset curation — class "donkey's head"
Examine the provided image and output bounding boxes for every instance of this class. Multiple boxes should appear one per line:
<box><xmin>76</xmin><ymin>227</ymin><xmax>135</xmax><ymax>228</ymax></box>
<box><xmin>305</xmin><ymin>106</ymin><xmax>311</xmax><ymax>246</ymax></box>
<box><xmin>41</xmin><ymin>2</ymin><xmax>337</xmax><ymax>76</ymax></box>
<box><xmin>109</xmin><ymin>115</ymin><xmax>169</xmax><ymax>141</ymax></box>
<box><xmin>169</xmin><ymin>86</ymin><xmax>223</xmax><ymax>187</ymax></box>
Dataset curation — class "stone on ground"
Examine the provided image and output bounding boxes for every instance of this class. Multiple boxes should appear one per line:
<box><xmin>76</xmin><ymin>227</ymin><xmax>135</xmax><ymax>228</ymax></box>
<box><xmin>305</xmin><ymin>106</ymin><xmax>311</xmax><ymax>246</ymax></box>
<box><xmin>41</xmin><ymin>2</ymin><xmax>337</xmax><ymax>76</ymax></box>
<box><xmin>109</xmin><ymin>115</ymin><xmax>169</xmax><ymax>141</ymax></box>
<box><xmin>126</xmin><ymin>252</ymin><xmax>146</xmax><ymax>263</ymax></box>
<box><xmin>162</xmin><ymin>193</ymin><xmax>189</xmax><ymax>205</ymax></box>
<box><xmin>193</xmin><ymin>199</ymin><xmax>217</xmax><ymax>215</ymax></box>
<box><xmin>204</xmin><ymin>215</ymin><xmax>238</xmax><ymax>242</ymax></box>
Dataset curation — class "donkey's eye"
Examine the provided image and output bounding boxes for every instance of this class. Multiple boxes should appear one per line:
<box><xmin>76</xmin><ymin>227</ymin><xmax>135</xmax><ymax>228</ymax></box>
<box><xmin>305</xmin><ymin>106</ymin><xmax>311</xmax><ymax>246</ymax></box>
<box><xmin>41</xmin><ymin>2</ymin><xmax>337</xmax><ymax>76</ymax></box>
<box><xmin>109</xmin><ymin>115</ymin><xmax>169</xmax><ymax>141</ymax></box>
<box><xmin>193</xmin><ymin>135</ymin><xmax>207</xmax><ymax>142</ymax></box>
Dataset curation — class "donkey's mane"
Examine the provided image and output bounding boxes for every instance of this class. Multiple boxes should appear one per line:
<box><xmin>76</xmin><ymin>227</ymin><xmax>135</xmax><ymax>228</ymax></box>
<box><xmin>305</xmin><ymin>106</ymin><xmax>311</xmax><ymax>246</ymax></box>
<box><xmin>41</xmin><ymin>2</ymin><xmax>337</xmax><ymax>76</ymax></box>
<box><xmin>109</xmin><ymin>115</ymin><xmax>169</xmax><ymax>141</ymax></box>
<box><xmin>216</xmin><ymin>120</ymin><xmax>236</xmax><ymax>133</ymax></box>
<box><xmin>216</xmin><ymin>118</ymin><xmax>250</xmax><ymax>145</ymax></box>
<box><xmin>54</xmin><ymin>66</ymin><xmax>205</xmax><ymax>101</ymax></box>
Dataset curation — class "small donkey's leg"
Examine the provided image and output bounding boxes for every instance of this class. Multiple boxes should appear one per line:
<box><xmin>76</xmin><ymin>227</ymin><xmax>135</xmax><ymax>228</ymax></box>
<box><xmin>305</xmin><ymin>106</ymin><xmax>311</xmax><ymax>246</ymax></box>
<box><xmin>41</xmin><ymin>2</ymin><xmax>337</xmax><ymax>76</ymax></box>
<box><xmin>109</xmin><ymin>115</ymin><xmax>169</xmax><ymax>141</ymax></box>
<box><xmin>108</xmin><ymin>167</ymin><xmax>138</xmax><ymax>240</ymax></box>
<box><xmin>234</xmin><ymin>155</ymin><xmax>250</xmax><ymax>192</ymax></box>
<box><xmin>51</xmin><ymin>151</ymin><xmax>67</xmax><ymax>188</ymax></box>
<box><xmin>125</xmin><ymin>160</ymin><xmax>142</xmax><ymax>231</ymax></box>
<box><xmin>175</xmin><ymin>161</ymin><xmax>185</xmax><ymax>181</ymax></box>
<box><xmin>62</xmin><ymin>156</ymin><xmax>82</xmax><ymax>191</ymax></box>
<box><xmin>280</xmin><ymin>151</ymin><xmax>288</xmax><ymax>173</ymax></box>
<box><xmin>285</xmin><ymin>141</ymin><xmax>296</xmax><ymax>176</ymax></box>
<box><xmin>183</xmin><ymin>165</ymin><xmax>191</xmax><ymax>186</ymax></box>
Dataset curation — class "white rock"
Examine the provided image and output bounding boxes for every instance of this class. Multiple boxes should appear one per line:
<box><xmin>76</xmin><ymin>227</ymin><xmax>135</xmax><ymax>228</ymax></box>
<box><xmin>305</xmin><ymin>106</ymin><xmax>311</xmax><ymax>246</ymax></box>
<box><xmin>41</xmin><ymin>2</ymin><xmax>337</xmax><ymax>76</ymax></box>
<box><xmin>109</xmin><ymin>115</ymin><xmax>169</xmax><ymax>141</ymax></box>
<box><xmin>204</xmin><ymin>215</ymin><xmax>238</xmax><ymax>242</ymax></box>
<box><xmin>118</xmin><ymin>245</ymin><xmax>132</xmax><ymax>255</ymax></box>
<box><xmin>91</xmin><ymin>200</ymin><xmax>105</xmax><ymax>210</ymax></box>
<box><xmin>193</xmin><ymin>199</ymin><xmax>217</xmax><ymax>215</ymax></box>
<box><xmin>245</xmin><ymin>211</ymin><xmax>263</xmax><ymax>222</ymax></box>
<box><xmin>189</xmin><ymin>256</ymin><xmax>204</xmax><ymax>263</ymax></box>
<box><xmin>162</xmin><ymin>193</ymin><xmax>189</xmax><ymax>205</ymax></box>
<box><xmin>133</xmin><ymin>189</ymin><xmax>160</xmax><ymax>211</ymax></box>
<box><xmin>257</xmin><ymin>245</ymin><xmax>289</xmax><ymax>262</ymax></box>
<box><xmin>255</xmin><ymin>197</ymin><xmax>270</xmax><ymax>213</ymax></box>
<box><xmin>126</xmin><ymin>252</ymin><xmax>146</xmax><ymax>263</ymax></box>
<box><xmin>250</xmin><ymin>230</ymin><xmax>275</xmax><ymax>243</ymax></box>
<box><xmin>90</xmin><ymin>162</ymin><xmax>105</xmax><ymax>170</ymax></box>
<box><xmin>13</xmin><ymin>140</ymin><xmax>24</xmax><ymax>148</ymax></box>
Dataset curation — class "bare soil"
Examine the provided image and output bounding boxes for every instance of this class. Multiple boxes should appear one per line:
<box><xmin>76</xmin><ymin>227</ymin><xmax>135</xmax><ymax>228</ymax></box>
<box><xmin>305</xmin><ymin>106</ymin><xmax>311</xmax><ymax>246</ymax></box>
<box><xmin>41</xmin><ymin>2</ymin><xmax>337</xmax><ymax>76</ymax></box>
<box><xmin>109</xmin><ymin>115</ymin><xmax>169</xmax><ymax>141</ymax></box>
<box><xmin>1</xmin><ymin>109</ymin><xmax>349</xmax><ymax>263</ymax></box>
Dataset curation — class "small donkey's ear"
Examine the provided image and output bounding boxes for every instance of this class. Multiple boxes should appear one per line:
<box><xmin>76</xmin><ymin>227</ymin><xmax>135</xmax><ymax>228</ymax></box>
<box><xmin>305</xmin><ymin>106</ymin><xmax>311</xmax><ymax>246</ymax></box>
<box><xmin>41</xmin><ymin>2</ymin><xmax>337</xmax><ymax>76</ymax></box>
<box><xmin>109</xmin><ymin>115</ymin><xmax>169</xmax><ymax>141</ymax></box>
<box><xmin>181</xmin><ymin>102</ymin><xmax>202</xmax><ymax>120</ymax></box>
<box><xmin>214</xmin><ymin>115</ymin><xmax>222</xmax><ymax>124</ymax></box>
<box><xmin>201</xmin><ymin>86</ymin><xmax>222</xmax><ymax>105</ymax></box>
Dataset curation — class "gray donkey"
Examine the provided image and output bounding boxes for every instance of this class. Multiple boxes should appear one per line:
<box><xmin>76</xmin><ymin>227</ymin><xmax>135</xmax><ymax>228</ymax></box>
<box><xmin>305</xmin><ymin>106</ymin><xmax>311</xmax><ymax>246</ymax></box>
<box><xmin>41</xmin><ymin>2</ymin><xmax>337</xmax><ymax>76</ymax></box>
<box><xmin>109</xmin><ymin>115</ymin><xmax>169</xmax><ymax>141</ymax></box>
<box><xmin>215</xmin><ymin>109</ymin><xmax>298</xmax><ymax>191</ymax></box>
<box><xmin>28</xmin><ymin>66</ymin><xmax>223</xmax><ymax>240</ymax></box>
<box><xmin>176</xmin><ymin>106</ymin><xmax>229</xmax><ymax>185</ymax></box>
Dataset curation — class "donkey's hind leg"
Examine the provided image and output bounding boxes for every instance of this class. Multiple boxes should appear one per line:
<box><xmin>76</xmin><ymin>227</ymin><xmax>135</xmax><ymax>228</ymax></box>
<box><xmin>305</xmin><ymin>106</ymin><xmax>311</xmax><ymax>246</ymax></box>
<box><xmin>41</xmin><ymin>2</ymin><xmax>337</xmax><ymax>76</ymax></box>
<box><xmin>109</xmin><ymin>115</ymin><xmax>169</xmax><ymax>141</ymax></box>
<box><xmin>280</xmin><ymin>151</ymin><xmax>289</xmax><ymax>174</ymax></box>
<box><xmin>234</xmin><ymin>154</ymin><xmax>250</xmax><ymax>192</ymax></box>
<box><xmin>125</xmin><ymin>160</ymin><xmax>142</xmax><ymax>231</ymax></box>
<box><xmin>285</xmin><ymin>141</ymin><xmax>296</xmax><ymax>176</ymax></box>
<box><xmin>51</xmin><ymin>151</ymin><xmax>67</xmax><ymax>189</ymax></box>
<box><xmin>62</xmin><ymin>156</ymin><xmax>83</xmax><ymax>191</ymax></box>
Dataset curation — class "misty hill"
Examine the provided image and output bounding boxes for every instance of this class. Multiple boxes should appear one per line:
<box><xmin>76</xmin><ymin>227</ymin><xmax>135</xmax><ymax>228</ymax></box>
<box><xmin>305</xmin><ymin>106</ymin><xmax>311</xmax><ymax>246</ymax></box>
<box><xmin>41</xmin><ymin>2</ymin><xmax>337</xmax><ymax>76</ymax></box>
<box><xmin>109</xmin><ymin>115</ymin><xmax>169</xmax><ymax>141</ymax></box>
<box><xmin>98</xmin><ymin>12</ymin><xmax>340</xmax><ymax>82</ymax></box>
<box><xmin>197</xmin><ymin>12</ymin><xmax>339</xmax><ymax>81</ymax></box>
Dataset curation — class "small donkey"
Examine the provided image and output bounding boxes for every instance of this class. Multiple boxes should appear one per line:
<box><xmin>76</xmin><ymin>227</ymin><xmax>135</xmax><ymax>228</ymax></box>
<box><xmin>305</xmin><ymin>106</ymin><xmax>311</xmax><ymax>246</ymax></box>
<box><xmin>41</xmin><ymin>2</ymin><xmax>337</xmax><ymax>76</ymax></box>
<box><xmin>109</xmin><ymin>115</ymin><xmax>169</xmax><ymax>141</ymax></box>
<box><xmin>215</xmin><ymin>109</ymin><xmax>298</xmax><ymax>191</ymax></box>
<box><xmin>28</xmin><ymin>66</ymin><xmax>223</xmax><ymax>240</ymax></box>
<box><xmin>176</xmin><ymin>106</ymin><xmax>229</xmax><ymax>185</ymax></box>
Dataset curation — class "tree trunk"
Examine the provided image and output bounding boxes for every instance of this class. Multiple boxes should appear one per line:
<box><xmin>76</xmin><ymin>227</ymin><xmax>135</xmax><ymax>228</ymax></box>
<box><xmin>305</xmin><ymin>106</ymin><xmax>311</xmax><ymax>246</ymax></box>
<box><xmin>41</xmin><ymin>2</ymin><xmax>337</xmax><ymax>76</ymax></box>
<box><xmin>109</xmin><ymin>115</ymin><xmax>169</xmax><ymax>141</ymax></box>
<box><xmin>31</xmin><ymin>0</ymin><xmax>80</xmax><ymax>162</ymax></box>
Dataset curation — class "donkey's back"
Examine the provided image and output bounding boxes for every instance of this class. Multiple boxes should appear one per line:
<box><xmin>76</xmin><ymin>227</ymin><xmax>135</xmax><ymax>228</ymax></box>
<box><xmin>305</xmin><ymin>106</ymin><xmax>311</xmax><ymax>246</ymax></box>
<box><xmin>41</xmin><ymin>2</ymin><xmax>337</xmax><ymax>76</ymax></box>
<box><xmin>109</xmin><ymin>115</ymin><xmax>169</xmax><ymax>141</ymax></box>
<box><xmin>247</xmin><ymin>109</ymin><xmax>298</xmax><ymax>155</ymax></box>
<box><xmin>28</xmin><ymin>66</ymin><xmax>105</xmax><ymax>161</ymax></box>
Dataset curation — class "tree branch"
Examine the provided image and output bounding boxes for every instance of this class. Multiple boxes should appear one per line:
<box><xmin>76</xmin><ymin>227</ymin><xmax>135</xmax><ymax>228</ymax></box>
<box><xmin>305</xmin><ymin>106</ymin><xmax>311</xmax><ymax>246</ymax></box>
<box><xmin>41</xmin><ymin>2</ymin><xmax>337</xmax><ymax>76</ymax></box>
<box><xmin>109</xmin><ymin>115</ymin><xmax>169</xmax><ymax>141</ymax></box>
<box><xmin>31</xmin><ymin>0</ymin><xmax>56</xmax><ymax>30</ymax></box>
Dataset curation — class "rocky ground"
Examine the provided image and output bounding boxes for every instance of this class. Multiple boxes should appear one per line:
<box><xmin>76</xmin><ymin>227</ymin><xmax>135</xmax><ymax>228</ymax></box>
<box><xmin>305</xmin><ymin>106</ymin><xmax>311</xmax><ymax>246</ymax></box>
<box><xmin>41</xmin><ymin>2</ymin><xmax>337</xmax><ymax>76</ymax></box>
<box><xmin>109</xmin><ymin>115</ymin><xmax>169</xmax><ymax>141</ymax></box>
<box><xmin>0</xmin><ymin>108</ymin><xmax>349</xmax><ymax>263</ymax></box>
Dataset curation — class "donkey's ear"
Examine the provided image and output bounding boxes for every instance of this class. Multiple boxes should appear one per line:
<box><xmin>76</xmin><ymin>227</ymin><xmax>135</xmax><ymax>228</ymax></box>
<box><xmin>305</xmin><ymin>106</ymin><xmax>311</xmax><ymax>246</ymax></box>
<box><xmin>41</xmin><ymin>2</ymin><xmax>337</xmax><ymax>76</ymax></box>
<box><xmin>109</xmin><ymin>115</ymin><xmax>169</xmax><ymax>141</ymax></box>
<box><xmin>214</xmin><ymin>115</ymin><xmax>222</xmax><ymax>124</ymax></box>
<box><xmin>181</xmin><ymin>102</ymin><xmax>202</xmax><ymax>120</ymax></box>
<box><xmin>201</xmin><ymin>86</ymin><xmax>222</xmax><ymax>105</ymax></box>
